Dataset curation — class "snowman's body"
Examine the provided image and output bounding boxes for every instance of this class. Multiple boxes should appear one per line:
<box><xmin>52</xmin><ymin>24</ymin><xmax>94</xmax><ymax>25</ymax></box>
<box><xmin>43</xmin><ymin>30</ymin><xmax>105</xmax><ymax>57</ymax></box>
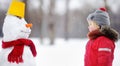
<box><xmin>0</xmin><ymin>15</ymin><xmax>36</xmax><ymax>66</ymax></box>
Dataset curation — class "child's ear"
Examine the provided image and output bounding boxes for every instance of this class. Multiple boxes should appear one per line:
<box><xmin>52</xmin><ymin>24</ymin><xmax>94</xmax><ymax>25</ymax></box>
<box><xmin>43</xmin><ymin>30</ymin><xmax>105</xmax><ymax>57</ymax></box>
<box><xmin>100</xmin><ymin>25</ymin><xmax>110</xmax><ymax>32</ymax></box>
<box><xmin>98</xmin><ymin>25</ymin><xmax>101</xmax><ymax>29</ymax></box>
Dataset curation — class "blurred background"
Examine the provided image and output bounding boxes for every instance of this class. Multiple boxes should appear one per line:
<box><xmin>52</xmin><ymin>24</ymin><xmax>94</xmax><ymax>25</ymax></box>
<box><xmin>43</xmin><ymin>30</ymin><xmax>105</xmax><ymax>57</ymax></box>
<box><xmin>0</xmin><ymin>0</ymin><xmax>120</xmax><ymax>66</ymax></box>
<box><xmin>0</xmin><ymin>0</ymin><xmax>120</xmax><ymax>44</ymax></box>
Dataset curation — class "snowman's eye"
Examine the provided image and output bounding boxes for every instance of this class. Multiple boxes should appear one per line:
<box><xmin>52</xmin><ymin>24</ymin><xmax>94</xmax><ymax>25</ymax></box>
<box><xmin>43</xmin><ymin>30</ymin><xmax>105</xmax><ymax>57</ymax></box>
<box><xmin>16</xmin><ymin>16</ymin><xmax>22</xmax><ymax>19</ymax></box>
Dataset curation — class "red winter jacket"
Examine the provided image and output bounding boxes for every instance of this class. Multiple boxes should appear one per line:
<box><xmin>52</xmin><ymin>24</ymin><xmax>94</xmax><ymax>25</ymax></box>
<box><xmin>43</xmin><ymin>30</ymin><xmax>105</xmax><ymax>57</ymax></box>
<box><xmin>84</xmin><ymin>36</ymin><xmax>115</xmax><ymax>66</ymax></box>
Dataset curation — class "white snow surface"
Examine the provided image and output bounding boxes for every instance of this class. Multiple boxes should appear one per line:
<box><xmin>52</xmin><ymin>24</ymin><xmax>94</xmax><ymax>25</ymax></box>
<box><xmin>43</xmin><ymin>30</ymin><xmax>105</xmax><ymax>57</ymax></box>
<box><xmin>0</xmin><ymin>38</ymin><xmax>120</xmax><ymax>66</ymax></box>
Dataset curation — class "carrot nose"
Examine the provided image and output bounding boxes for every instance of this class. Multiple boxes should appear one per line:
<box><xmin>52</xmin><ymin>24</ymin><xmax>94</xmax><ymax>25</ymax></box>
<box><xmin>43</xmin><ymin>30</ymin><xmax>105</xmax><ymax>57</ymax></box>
<box><xmin>26</xmin><ymin>23</ymin><xmax>32</xmax><ymax>28</ymax></box>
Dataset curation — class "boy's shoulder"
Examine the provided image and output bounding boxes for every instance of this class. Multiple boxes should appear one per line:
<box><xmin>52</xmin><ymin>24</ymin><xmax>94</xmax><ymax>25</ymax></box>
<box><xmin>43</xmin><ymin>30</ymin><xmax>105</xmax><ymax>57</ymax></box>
<box><xmin>95</xmin><ymin>36</ymin><xmax>114</xmax><ymax>46</ymax></box>
<box><xmin>96</xmin><ymin>36</ymin><xmax>112</xmax><ymax>42</ymax></box>
<box><xmin>92</xmin><ymin>36</ymin><xmax>115</xmax><ymax>49</ymax></box>
<box><xmin>93</xmin><ymin>36</ymin><xmax>114</xmax><ymax>46</ymax></box>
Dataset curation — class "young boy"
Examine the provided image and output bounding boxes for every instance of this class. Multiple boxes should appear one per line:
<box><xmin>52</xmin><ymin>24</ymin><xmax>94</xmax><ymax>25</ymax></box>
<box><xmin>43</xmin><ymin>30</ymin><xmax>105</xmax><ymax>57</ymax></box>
<box><xmin>84</xmin><ymin>8</ymin><xmax>119</xmax><ymax>66</ymax></box>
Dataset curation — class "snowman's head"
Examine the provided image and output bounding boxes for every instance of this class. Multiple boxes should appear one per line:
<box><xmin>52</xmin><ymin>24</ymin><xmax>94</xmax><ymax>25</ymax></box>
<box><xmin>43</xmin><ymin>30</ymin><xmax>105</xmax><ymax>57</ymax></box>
<box><xmin>2</xmin><ymin>15</ymin><xmax>32</xmax><ymax>42</ymax></box>
<box><xmin>3</xmin><ymin>1</ymin><xmax>32</xmax><ymax>42</ymax></box>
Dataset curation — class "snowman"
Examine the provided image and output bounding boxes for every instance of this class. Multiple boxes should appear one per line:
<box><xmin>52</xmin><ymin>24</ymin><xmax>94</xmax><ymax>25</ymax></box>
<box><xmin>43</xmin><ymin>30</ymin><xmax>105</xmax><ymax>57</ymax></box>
<box><xmin>0</xmin><ymin>0</ymin><xmax>37</xmax><ymax>66</ymax></box>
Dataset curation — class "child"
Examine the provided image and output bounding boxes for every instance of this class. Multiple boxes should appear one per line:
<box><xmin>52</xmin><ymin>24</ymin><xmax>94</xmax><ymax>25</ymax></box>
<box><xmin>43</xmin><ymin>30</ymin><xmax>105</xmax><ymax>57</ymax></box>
<box><xmin>84</xmin><ymin>8</ymin><xmax>119</xmax><ymax>66</ymax></box>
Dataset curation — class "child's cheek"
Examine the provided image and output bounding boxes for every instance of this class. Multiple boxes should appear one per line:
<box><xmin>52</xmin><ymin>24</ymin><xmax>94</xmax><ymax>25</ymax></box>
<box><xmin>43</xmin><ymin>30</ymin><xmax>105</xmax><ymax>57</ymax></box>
<box><xmin>89</xmin><ymin>26</ymin><xmax>96</xmax><ymax>32</ymax></box>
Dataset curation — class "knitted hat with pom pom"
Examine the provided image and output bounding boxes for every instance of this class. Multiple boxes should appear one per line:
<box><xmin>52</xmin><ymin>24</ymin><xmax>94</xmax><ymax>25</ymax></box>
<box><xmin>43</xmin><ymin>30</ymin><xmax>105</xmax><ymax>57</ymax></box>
<box><xmin>87</xmin><ymin>8</ymin><xmax>110</xmax><ymax>26</ymax></box>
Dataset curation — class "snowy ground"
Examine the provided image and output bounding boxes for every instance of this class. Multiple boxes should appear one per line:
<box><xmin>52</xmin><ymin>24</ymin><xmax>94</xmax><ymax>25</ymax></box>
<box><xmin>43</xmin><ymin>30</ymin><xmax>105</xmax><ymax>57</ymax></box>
<box><xmin>0</xmin><ymin>38</ymin><xmax>120</xmax><ymax>66</ymax></box>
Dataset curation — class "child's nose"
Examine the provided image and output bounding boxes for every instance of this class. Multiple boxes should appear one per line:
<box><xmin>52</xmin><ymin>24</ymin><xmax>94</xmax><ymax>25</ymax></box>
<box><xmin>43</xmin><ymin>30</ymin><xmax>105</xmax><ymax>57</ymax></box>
<box><xmin>26</xmin><ymin>23</ymin><xmax>32</xmax><ymax>28</ymax></box>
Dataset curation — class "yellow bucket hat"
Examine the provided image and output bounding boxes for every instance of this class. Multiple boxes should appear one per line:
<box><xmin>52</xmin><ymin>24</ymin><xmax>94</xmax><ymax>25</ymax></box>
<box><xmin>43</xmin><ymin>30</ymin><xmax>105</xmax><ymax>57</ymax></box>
<box><xmin>7</xmin><ymin>0</ymin><xmax>25</xmax><ymax>18</ymax></box>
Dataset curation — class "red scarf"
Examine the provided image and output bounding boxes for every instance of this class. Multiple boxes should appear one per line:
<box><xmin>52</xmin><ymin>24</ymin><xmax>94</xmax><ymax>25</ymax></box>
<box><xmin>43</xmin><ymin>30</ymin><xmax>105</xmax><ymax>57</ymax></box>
<box><xmin>2</xmin><ymin>38</ymin><xmax>37</xmax><ymax>64</ymax></box>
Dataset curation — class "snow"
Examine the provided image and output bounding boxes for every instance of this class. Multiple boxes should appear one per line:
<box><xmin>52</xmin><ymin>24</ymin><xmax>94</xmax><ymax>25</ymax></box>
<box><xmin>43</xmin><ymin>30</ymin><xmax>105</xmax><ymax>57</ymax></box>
<box><xmin>0</xmin><ymin>38</ymin><xmax>120</xmax><ymax>66</ymax></box>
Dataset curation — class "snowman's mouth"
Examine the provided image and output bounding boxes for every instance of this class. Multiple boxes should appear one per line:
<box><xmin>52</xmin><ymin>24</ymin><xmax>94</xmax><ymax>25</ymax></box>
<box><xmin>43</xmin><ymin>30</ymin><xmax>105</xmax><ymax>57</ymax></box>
<box><xmin>21</xmin><ymin>30</ymin><xmax>31</xmax><ymax>34</ymax></box>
